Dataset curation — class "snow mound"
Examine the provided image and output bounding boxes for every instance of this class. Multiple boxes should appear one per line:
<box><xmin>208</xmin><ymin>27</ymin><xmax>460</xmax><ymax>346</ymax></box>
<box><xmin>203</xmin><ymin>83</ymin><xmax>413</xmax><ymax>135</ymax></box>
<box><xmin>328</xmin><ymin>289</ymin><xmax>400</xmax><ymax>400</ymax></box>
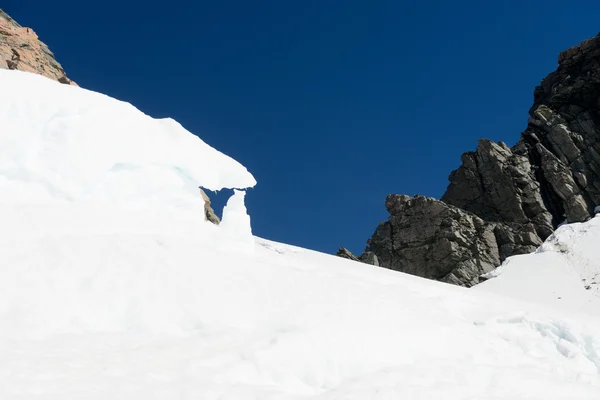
<box><xmin>0</xmin><ymin>70</ymin><xmax>256</xmax><ymax>208</ymax></box>
<box><xmin>476</xmin><ymin>215</ymin><xmax>600</xmax><ymax>314</ymax></box>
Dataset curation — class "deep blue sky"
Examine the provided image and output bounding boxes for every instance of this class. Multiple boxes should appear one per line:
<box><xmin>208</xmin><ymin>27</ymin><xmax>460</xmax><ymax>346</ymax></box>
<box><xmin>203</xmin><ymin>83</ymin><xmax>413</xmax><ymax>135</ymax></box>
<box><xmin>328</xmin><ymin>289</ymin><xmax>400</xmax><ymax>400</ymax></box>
<box><xmin>6</xmin><ymin>1</ymin><xmax>600</xmax><ymax>254</ymax></box>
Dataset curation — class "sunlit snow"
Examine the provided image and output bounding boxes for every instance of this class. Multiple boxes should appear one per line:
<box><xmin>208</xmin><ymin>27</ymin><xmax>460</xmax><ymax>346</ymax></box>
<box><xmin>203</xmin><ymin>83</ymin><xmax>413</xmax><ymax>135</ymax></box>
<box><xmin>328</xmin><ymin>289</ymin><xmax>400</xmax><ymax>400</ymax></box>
<box><xmin>0</xmin><ymin>70</ymin><xmax>599</xmax><ymax>399</ymax></box>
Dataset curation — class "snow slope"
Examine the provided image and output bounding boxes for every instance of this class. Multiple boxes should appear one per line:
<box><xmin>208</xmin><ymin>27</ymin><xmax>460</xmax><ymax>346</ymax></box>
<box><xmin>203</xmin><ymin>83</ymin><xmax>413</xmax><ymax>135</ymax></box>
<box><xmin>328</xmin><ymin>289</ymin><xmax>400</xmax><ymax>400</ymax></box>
<box><xmin>1</xmin><ymin>70</ymin><xmax>600</xmax><ymax>399</ymax></box>
<box><xmin>477</xmin><ymin>216</ymin><xmax>600</xmax><ymax>315</ymax></box>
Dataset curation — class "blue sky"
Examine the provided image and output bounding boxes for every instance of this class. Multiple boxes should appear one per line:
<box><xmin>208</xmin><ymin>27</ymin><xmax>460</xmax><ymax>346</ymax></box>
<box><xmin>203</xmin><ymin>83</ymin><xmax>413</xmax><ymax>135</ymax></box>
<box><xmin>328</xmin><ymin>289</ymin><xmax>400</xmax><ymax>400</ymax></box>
<box><xmin>7</xmin><ymin>1</ymin><xmax>600</xmax><ymax>254</ymax></box>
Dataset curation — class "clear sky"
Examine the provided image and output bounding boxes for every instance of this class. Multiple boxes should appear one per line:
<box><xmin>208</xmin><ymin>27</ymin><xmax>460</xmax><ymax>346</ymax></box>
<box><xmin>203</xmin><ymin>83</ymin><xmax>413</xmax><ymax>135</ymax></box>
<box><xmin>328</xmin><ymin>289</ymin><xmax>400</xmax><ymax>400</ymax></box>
<box><xmin>6</xmin><ymin>1</ymin><xmax>600</xmax><ymax>254</ymax></box>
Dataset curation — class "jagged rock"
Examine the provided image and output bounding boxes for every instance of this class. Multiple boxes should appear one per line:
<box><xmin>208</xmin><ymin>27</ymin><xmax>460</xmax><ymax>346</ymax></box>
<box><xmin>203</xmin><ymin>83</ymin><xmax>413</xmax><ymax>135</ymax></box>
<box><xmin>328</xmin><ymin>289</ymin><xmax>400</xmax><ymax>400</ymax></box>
<box><xmin>0</xmin><ymin>9</ymin><xmax>76</xmax><ymax>84</ymax></box>
<box><xmin>336</xmin><ymin>247</ymin><xmax>360</xmax><ymax>262</ymax></box>
<box><xmin>442</xmin><ymin>139</ymin><xmax>554</xmax><ymax>240</ymax></box>
<box><xmin>366</xmin><ymin>195</ymin><xmax>499</xmax><ymax>287</ymax></box>
<box><xmin>336</xmin><ymin>247</ymin><xmax>380</xmax><ymax>266</ymax></box>
<box><xmin>347</xmin><ymin>33</ymin><xmax>600</xmax><ymax>286</ymax></box>
<box><xmin>535</xmin><ymin>143</ymin><xmax>589</xmax><ymax>222</ymax></box>
<box><xmin>358</xmin><ymin>251</ymin><xmax>379</xmax><ymax>266</ymax></box>
<box><xmin>199</xmin><ymin>188</ymin><xmax>220</xmax><ymax>225</ymax></box>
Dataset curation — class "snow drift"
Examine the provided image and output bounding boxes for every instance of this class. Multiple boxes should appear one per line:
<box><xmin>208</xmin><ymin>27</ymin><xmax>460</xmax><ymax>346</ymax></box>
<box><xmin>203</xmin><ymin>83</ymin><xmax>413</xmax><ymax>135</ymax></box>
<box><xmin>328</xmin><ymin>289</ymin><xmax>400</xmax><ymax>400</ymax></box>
<box><xmin>0</xmin><ymin>70</ymin><xmax>256</xmax><ymax>209</ymax></box>
<box><xmin>0</xmin><ymin>70</ymin><xmax>600</xmax><ymax>399</ymax></box>
<box><xmin>477</xmin><ymin>215</ymin><xmax>600</xmax><ymax>314</ymax></box>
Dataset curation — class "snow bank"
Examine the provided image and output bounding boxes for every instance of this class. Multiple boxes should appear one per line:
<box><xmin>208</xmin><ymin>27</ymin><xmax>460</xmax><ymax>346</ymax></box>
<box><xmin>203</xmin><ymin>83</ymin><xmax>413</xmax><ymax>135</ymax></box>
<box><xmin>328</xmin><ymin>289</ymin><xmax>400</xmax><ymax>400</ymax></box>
<box><xmin>476</xmin><ymin>215</ymin><xmax>600</xmax><ymax>314</ymax></box>
<box><xmin>0</xmin><ymin>70</ymin><xmax>256</xmax><ymax>208</ymax></box>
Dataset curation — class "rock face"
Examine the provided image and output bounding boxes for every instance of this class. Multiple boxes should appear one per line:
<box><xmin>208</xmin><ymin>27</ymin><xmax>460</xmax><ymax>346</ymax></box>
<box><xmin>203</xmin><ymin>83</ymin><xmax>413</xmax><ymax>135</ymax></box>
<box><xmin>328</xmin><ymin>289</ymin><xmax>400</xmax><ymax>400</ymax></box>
<box><xmin>367</xmin><ymin>195</ymin><xmax>499</xmax><ymax>286</ymax></box>
<box><xmin>345</xmin><ymin>33</ymin><xmax>600</xmax><ymax>286</ymax></box>
<box><xmin>0</xmin><ymin>9</ymin><xmax>74</xmax><ymax>84</ymax></box>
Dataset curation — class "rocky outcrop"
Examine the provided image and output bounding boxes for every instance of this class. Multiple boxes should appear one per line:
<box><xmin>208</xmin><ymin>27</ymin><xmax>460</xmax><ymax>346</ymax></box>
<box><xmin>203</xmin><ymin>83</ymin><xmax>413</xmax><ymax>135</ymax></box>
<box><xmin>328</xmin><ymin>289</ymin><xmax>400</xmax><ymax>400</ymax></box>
<box><xmin>367</xmin><ymin>195</ymin><xmax>499</xmax><ymax>286</ymax></box>
<box><xmin>335</xmin><ymin>247</ymin><xmax>379</xmax><ymax>267</ymax></box>
<box><xmin>336</xmin><ymin>247</ymin><xmax>380</xmax><ymax>266</ymax></box>
<box><xmin>199</xmin><ymin>188</ymin><xmax>221</xmax><ymax>225</ymax></box>
<box><xmin>336</xmin><ymin>247</ymin><xmax>360</xmax><ymax>261</ymax></box>
<box><xmin>343</xmin><ymin>33</ymin><xmax>600</xmax><ymax>286</ymax></box>
<box><xmin>0</xmin><ymin>9</ymin><xmax>74</xmax><ymax>84</ymax></box>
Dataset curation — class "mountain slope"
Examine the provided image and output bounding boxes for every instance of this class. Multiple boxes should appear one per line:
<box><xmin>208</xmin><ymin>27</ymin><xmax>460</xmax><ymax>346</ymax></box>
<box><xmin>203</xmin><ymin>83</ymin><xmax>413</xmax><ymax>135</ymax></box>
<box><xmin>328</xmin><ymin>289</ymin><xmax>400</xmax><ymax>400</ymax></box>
<box><xmin>0</xmin><ymin>68</ymin><xmax>600</xmax><ymax>399</ymax></box>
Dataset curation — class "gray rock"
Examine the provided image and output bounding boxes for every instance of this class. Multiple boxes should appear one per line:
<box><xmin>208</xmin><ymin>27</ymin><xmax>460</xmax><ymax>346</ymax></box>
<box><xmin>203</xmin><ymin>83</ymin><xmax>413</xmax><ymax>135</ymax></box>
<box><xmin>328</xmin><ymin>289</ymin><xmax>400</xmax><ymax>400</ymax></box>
<box><xmin>336</xmin><ymin>247</ymin><xmax>360</xmax><ymax>262</ymax></box>
<box><xmin>358</xmin><ymin>251</ymin><xmax>379</xmax><ymax>266</ymax></box>
<box><xmin>199</xmin><ymin>188</ymin><xmax>220</xmax><ymax>225</ymax></box>
<box><xmin>366</xmin><ymin>195</ymin><xmax>499</xmax><ymax>287</ymax></box>
<box><xmin>345</xmin><ymin>32</ymin><xmax>600</xmax><ymax>286</ymax></box>
<box><xmin>535</xmin><ymin>143</ymin><xmax>589</xmax><ymax>222</ymax></box>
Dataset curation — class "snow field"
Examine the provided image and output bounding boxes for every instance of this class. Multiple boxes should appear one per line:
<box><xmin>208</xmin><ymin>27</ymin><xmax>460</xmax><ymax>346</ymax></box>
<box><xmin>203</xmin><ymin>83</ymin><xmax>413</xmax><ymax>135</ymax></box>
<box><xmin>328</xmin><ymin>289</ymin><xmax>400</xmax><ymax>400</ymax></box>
<box><xmin>0</xmin><ymin>70</ymin><xmax>599</xmax><ymax>398</ymax></box>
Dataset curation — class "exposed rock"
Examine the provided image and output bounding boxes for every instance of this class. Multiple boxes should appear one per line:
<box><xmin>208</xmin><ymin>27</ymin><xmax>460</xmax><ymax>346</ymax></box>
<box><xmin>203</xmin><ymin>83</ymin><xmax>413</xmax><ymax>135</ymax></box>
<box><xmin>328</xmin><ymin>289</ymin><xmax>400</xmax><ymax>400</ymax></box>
<box><xmin>0</xmin><ymin>9</ymin><xmax>75</xmax><ymax>84</ymax></box>
<box><xmin>348</xmin><ymin>33</ymin><xmax>600</xmax><ymax>286</ymax></box>
<box><xmin>358</xmin><ymin>251</ymin><xmax>379</xmax><ymax>266</ymax></box>
<box><xmin>336</xmin><ymin>247</ymin><xmax>360</xmax><ymax>262</ymax></box>
<box><xmin>336</xmin><ymin>247</ymin><xmax>379</xmax><ymax>266</ymax></box>
<box><xmin>199</xmin><ymin>188</ymin><xmax>220</xmax><ymax>225</ymax></box>
<box><xmin>366</xmin><ymin>195</ymin><xmax>498</xmax><ymax>287</ymax></box>
<box><xmin>6</xmin><ymin>59</ymin><xmax>17</xmax><ymax>70</ymax></box>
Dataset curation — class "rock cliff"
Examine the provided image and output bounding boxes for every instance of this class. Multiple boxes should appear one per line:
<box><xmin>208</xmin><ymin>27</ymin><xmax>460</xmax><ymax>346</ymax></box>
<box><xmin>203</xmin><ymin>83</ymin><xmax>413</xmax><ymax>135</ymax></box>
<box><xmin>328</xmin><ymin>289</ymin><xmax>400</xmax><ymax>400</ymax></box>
<box><xmin>0</xmin><ymin>9</ymin><xmax>74</xmax><ymax>84</ymax></box>
<box><xmin>345</xmin><ymin>33</ymin><xmax>600</xmax><ymax>286</ymax></box>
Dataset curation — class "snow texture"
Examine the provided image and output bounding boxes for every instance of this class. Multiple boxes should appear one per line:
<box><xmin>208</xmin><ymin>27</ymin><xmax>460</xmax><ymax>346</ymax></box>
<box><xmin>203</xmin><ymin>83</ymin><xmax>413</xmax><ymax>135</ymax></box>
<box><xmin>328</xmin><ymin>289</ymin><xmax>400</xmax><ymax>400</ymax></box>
<box><xmin>1</xmin><ymin>70</ymin><xmax>600</xmax><ymax>399</ymax></box>
<box><xmin>0</xmin><ymin>69</ymin><xmax>256</xmax><ymax>209</ymax></box>
<box><xmin>478</xmin><ymin>215</ymin><xmax>600</xmax><ymax>313</ymax></box>
<box><xmin>219</xmin><ymin>189</ymin><xmax>254</xmax><ymax>251</ymax></box>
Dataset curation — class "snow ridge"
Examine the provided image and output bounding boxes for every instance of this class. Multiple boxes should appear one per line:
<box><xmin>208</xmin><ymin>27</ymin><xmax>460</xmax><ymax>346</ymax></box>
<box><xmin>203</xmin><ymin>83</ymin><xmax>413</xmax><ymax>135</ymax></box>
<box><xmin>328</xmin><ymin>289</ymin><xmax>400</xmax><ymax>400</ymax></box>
<box><xmin>0</xmin><ymin>70</ymin><xmax>256</xmax><ymax>209</ymax></box>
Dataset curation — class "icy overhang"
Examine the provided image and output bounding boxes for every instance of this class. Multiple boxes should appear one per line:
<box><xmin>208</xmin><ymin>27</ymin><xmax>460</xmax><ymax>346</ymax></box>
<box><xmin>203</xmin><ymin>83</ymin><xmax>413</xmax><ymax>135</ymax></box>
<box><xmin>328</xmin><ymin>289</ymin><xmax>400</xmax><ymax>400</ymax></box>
<box><xmin>0</xmin><ymin>70</ymin><xmax>256</xmax><ymax>207</ymax></box>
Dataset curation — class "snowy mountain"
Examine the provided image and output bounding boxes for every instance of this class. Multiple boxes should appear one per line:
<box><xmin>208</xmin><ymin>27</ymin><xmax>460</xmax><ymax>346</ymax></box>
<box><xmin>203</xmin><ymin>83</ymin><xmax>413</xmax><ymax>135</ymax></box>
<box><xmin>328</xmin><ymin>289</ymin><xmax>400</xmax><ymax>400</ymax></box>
<box><xmin>1</xmin><ymin>69</ymin><xmax>600</xmax><ymax>399</ymax></box>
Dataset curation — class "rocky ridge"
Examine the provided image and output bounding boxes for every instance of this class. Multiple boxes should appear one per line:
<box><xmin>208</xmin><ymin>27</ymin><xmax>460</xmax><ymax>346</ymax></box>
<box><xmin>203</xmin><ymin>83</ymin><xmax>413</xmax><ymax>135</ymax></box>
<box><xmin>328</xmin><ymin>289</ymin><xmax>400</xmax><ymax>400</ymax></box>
<box><xmin>344</xmin><ymin>33</ymin><xmax>600</xmax><ymax>286</ymax></box>
<box><xmin>0</xmin><ymin>9</ymin><xmax>74</xmax><ymax>84</ymax></box>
